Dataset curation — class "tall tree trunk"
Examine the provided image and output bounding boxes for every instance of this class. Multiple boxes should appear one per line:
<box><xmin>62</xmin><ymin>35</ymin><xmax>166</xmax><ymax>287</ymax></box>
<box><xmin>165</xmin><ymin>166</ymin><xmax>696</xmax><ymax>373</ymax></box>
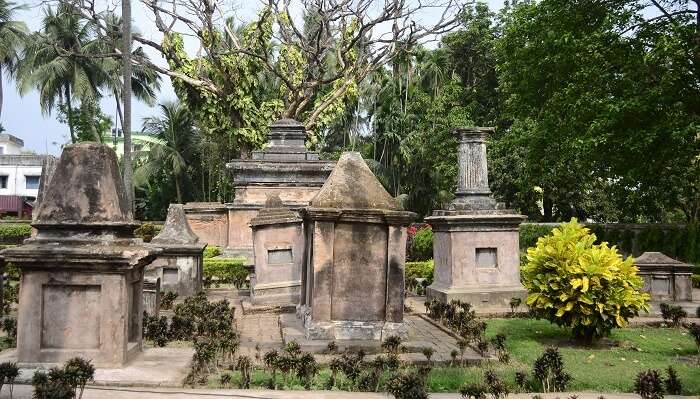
<box><xmin>174</xmin><ymin>173</ymin><xmax>183</xmax><ymax>204</ymax></box>
<box><xmin>114</xmin><ymin>89</ymin><xmax>124</xmax><ymax>129</ymax></box>
<box><xmin>65</xmin><ymin>85</ymin><xmax>76</xmax><ymax>143</ymax></box>
<box><xmin>0</xmin><ymin>65</ymin><xmax>4</xmax><ymax>120</ymax></box>
<box><xmin>122</xmin><ymin>0</ymin><xmax>134</xmax><ymax>213</ymax></box>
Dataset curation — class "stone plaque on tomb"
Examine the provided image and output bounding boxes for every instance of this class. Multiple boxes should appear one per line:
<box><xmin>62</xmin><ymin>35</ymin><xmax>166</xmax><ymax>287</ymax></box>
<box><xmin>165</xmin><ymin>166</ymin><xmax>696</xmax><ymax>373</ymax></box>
<box><xmin>299</xmin><ymin>152</ymin><xmax>415</xmax><ymax>341</ymax></box>
<box><xmin>148</xmin><ymin>204</ymin><xmax>206</xmax><ymax>297</ymax></box>
<box><xmin>248</xmin><ymin>194</ymin><xmax>304</xmax><ymax>307</ymax></box>
<box><xmin>2</xmin><ymin>143</ymin><xmax>160</xmax><ymax>367</ymax></box>
<box><xmin>635</xmin><ymin>252</ymin><xmax>693</xmax><ymax>302</ymax></box>
<box><xmin>226</xmin><ymin>119</ymin><xmax>335</xmax><ymax>261</ymax></box>
<box><xmin>426</xmin><ymin>127</ymin><xmax>527</xmax><ymax>313</ymax></box>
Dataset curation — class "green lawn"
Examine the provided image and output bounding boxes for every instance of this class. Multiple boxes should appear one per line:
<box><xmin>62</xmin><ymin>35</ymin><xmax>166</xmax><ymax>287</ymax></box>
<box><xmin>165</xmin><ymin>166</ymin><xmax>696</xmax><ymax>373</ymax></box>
<box><xmin>430</xmin><ymin>318</ymin><xmax>700</xmax><ymax>394</ymax></box>
<box><xmin>201</xmin><ymin>318</ymin><xmax>700</xmax><ymax>394</ymax></box>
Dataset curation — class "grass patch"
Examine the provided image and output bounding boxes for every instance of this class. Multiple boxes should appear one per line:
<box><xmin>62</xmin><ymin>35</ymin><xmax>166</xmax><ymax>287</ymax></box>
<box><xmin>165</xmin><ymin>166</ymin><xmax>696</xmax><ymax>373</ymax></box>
<box><xmin>196</xmin><ymin>318</ymin><xmax>700</xmax><ymax>394</ymax></box>
<box><xmin>475</xmin><ymin>318</ymin><xmax>700</xmax><ymax>394</ymax></box>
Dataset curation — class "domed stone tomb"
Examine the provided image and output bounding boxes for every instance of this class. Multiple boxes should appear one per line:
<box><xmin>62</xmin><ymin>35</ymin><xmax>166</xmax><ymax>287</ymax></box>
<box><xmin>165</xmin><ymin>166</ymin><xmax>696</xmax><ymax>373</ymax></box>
<box><xmin>299</xmin><ymin>152</ymin><xmax>415</xmax><ymax>340</ymax></box>
<box><xmin>2</xmin><ymin>143</ymin><xmax>160</xmax><ymax>367</ymax></box>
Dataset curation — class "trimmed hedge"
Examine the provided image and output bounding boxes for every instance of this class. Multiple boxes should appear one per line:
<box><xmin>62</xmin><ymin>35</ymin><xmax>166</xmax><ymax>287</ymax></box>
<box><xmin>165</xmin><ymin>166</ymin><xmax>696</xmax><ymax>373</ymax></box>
<box><xmin>405</xmin><ymin>260</ymin><xmax>434</xmax><ymax>294</ymax></box>
<box><xmin>0</xmin><ymin>224</ymin><xmax>31</xmax><ymax>245</ymax></box>
<box><xmin>203</xmin><ymin>246</ymin><xmax>222</xmax><ymax>259</ymax></box>
<box><xmin>203</xmin><ymin>258</ymin><xmax>248</xmax><ymax>288</ymax></box>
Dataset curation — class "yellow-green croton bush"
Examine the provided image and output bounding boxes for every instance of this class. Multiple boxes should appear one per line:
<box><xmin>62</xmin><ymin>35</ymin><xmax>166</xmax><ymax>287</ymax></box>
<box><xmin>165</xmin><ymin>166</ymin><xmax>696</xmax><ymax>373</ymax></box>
<box><xmin>522</xmin><ymin>219</ymin><xmax>650</xmax><ymax>342</ymax></box>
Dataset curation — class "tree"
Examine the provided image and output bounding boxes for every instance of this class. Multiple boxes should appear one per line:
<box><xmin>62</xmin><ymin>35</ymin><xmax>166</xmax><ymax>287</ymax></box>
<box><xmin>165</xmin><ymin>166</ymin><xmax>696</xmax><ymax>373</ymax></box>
<box><xmin>0</xmin><ymin>0</ymin><xmax>26</xmax><ymax>119</ymax></box>
<box><xmin>135</xmin><ymin>102</ymin><xmax>199</xmax><ymax>204</ymax></box>
<box><xmin>494</xmin><ymin>0</ymin><xmax>699</xmax><ymax>222</ymax></box>
<box><xmin>121</xmin><ymin>0</ymin><xmax>134</xmax><ymax>211</ymax></box>
<box><xmin>17</xmin><ymin>3</ymin><xmax>106</xmax><ymax>143</ymax></box>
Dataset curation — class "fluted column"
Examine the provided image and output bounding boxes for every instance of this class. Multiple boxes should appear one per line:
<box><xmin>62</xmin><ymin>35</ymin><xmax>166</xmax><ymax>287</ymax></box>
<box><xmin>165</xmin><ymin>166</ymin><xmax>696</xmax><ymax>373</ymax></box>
<box><xmin>445</xmin><ymin>127</ymin><xmax>497</xmax><ymax>212</ymax></box>
<box><xmin>456</xmin><ymin>127</ymin><xmax>492</xmax><ymax>195</ymax></box>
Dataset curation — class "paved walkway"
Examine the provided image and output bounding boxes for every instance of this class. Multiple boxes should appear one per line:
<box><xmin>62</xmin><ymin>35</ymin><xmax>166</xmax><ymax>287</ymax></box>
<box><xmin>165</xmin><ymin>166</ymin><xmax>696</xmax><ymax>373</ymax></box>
<box><xmin>1</xmin><ymin>386</ymin><xmax>697</xmax><ymax>399</ymax></box>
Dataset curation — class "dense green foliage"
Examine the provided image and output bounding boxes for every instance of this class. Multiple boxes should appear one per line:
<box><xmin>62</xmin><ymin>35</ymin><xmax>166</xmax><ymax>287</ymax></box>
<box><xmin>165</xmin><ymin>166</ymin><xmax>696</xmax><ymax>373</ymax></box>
<box><xmin>203</xmin><ymin>246</ymin><xmax>222</xmax><ymax>259</ymax></box>
<box><xmin>405</xmin><ymin>260</ymin><xmax>434</xmax><ymax>295</ymax></box>
<box><xmin>492</xmin><ymin>0</ymin><xmax>699</xmax><ymax>223</ymax></box>
<box><xmin>0</xmin><ymin>223</ymin><xmax>31</xmax><ymax>244</ymax></box>
<box><xmin>203</xmin><ymin>258</ymin><xmax>248</xmax><ymax>288</ymax></box>
<box><xmin>522</xmin><ymin>220</ymin><xmax>650</xmax><ymax>341</ymax></box>
<box><xmin>409</xmin><ymin>228</ymin><xmax>434</xmax><ymax>261</ymax></box>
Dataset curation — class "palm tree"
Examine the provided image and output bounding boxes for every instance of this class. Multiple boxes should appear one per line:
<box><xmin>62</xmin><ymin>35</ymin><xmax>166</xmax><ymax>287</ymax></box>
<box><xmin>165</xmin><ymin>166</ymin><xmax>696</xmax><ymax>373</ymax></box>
<box><xmin>17</xmin><ymin>3</ymin><xmax>106</xmax><ymax>143</ymax></box>
<box><xmin>98</xmin><ymin>12</ymin><xmax>161</xmax><ymax>133</ymax></box>
<box><xmin>135</xmin><ymin>102</ymin><xmax>198</xmax><ymax>204</ymax></box>
<box><xmin>0</xmin><ymin>0</ymin><xmax>27</xmax><ymax>119</ymax></box>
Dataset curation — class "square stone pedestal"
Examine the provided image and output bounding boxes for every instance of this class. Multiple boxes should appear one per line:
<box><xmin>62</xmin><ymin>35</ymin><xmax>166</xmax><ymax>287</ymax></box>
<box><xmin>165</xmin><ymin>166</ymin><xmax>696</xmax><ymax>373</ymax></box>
<box><xmin>17</xmin><ymin>266</ymin><xmax>146</xmax><ymax>367</ymax></box>
<box><xmin>425</xmin><ymin>213</ymin><xmax>527</xmax><ymax>313</ymax></box>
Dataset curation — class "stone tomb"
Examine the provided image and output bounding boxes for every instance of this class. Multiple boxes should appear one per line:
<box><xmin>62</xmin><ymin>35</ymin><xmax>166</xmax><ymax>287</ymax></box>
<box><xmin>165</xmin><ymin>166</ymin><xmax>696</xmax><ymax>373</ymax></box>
<box><xmin>298</xmin><ymin>152</ymin><xmax>415</xmax><ymax>341</ymax></box>
<box><xmin>225</xmin><ymin>119</ymin><xmax>334</xmax><ymax>261</ymax></box>
<box><xmin>148</xmin><ymin>204</ymin><xmax>206</xmax><ymax>297</ymax></box>
<box><xmin>426</xmin><ymin>127</ymin><xmax>527</xmax><ymax>313</ymax></box>
<box><xmin>635</xmin><ymin>252</ymin><xmax>693</xmax><ymax>302</ymax></box>
<box><xmin>183</xmin><ymin>202</ymin><xmax>228</xmax><ymax>248</ymax></box>
<box><xmin>249</xmin><ymin>194</ymin><xmax>304</xmax><ymax>306</ymax></box>
<box><xmin>2</xmin><ymin>143</ymin><xmax>159</xmax><ymax>367</ymax></box>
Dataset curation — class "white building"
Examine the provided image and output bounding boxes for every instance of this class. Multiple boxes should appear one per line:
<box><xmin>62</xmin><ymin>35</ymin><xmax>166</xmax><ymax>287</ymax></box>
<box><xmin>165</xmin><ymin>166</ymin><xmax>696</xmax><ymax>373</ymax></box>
<box><xmin>0</xmin><ymin>134</ymin><xmax>55</xmax><ymax>217</ymax></box>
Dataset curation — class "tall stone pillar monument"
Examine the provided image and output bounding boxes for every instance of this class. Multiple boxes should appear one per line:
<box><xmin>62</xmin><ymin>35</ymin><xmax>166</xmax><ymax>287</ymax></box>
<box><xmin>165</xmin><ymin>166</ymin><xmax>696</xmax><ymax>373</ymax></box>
<box><xmin>3</xmin><ymin>143</ymin><xmax>160</xmax><ymax>367</ymax></box>
<box><xmin>426</xmin><ymin>127</ymin><xmax>526</xmax><ymax>312</ymax></box>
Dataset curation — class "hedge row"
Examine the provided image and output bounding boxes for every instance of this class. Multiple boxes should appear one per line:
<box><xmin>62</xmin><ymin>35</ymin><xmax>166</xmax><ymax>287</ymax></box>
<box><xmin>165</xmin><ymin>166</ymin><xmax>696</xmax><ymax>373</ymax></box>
<box><xmin>520</xmin><ymin>223</ymin><xmax>700</xmax><ymax>265</ymax></box>
<box><xmin>203</xmin><ymin>258</ymin><xmax>248</xmax><ymax>288</ymax></box>
<box><xmin>0</xmin><ymin>224</ymin><xmax>32</xmax><ymax>245</ymax></box>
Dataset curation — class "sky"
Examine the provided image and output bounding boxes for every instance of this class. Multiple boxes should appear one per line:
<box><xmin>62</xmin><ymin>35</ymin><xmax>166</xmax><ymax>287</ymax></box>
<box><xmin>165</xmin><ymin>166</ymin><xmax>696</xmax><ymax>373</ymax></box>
<box><xmin>1</xmin><ymin>0</ymin><xmax>506</xmax><ymax>156</ymax></box>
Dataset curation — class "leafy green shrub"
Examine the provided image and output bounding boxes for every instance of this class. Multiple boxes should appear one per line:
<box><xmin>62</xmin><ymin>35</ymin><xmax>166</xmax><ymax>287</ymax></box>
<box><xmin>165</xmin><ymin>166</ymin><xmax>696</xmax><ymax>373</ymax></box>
<box><xmin>460</xmin><ymin>383</ymin><xmax>487</xmax><ymax>399</ymax></box>
<box><xmin>1</xmin><ymin>318</ymin><xmax>16</xmax><ymax>347</ymax></box>
<box><xmin>522</xmin><ymin>219</ymin><xmax>650</xmax><ymax>342</ymax></box>
<box><xmin>519</xmin><ymin>224</ymin><xmax>555</xmax><ymax>251</ymax></box>
<box><xmin>386</xmin><ymin>366</ymin><xmax>430</xmax><ymax>399</ymax></box>
<box><xmin>532</xmin><ymin>347</ymin><xmax>571</xmax><ymax>393</ymax></box>
<box><xmin>659</xmin><ymin>303</ymin><xmax>686</xmax><ymax>327</ymax></box>
<box><xmin>634</xmin><ymin>370</ymin><xmax>664</xmax><ymax>399</ymax></box>
<box><xmin>405</xmin><ymin>260</ymin><xmax>434</xmax><ymax>294</ymax></box>
<box><xmin>32</xmin><ymin>357</ymin><xmax>94</xmax><ymax>399</ymax></box>
<box><xmin>0</xmin><ymin>362</ymin><xmax>19</xmax><ymax>398</ymax></box>
<box><xmin>664</xmin><ymin>366</ymin><xmax>682</xmax><ymax>395</ymax></box>
<box><xmin>203</xmin><ymin>246</ymin><xmax>222</xmax><ymax>259</ymax></box>
<box><xmin>687</xmin><ymin>323</ymin><xmax>700</xmax><ymax>355</ymax></box>
<box><xmin>409</xmin><ymin>227</ymin><xmax>433</xmax><ymax>261</ymax></box>
<box><xmin>134</xmin><ymin>223</ymin><xmax>161</xmax><ymax>242</ymax></box>
<box><xmin>203</xmin><ymin>258</ymin><xmax>248</xmax><ymax>288</ymax></box>
<box><xmin>160</xmin><ymin>292</ymin><xmax>178</xmax><ymax>310</ymax></box>
<box><xmin>692</xmin><ymin>274</ymin><xmax>700</xmax><ymax>289</ymax></box>
<box><xmin>0</xmin><ymin>224</ymin><xmax>31</xmax><ymax>245</ymax></box>
<box><xmin>143</xmin><ymin>313</ymin><xmax>170</xmax><ymax>347</ymax></box>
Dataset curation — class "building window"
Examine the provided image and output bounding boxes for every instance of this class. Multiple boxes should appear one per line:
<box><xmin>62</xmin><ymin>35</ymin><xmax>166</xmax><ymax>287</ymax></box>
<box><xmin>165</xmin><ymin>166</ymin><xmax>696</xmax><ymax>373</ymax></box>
<box><xmin>0</xmin><ymin>146</ymin><xmax>4</xmax><ymax>155</ymax></box>
<box><xmin>25</xmin><ymin>175</ymin><xmax>40</xmax><ymax>190</ymax></box>
<box><xmin>0</xmin><ymin>176</ymin><xmax>7</xmax><ymax>189</ymax></box>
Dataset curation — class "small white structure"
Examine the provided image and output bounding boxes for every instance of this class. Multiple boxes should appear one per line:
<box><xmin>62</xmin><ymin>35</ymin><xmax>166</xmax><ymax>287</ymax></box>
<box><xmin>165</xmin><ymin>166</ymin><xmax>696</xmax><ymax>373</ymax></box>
<box><xmin>0</xmin><ymin>134</ymin><xmax>55</xmax><ymax>217</ymax></box>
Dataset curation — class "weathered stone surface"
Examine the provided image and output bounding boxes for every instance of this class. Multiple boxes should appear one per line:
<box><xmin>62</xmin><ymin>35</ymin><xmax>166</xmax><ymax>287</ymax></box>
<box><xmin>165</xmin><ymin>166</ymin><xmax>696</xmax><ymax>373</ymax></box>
<box><xmin>2</xmin><ymin>143</ymin><xmax>159</xmax><ymax>367</ymax></box>
<box><xmin>34</xmin><ymin>143</ymin><xmax>132</xmax><ymax>224</ymax></box>
<box><xmin>183</xmin><ymin>202</ymin><xmax>229</xmax><ymax>247</ymax></box>
<box><xmin>310</xmin><ymin>152</ymin><xmax>398</xmax><ymax>210</ymax></box>
<box><xmin>152</xmin><ymin>204</ymin><xmax>200</xmax><ymax>245</ymax></box>
<box><xmin>225</xmin><ymin>119</ymin><xmax>335</xmax><ymax>260</ymax></box>
<box><xmin>300</xmin><ymin>152</ymin><xmax>415</xmax><ymax>341</ymax></box>
<box><xmin>635</xmin><ymin>252</ymin><xmax>693</xmax><ymax>302</ymax></box>
<box><xmin>427</xmin><ymin>128</ymin><xmax>527</xmax><ymax>313</ymax></box>
<box><xmin>249</xmin><ymin>194</ymin><xmax>304</xmax><ymax>306</ymax></box>
<box><xmin>148</xmin><ymin>204</ymin><xmax>206</xmax><ymax>297</ymax></box>
<box><xmin>143</xmin><ymin>277</ymin><xmax>160</xmax><ymax>316</ymax></box>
